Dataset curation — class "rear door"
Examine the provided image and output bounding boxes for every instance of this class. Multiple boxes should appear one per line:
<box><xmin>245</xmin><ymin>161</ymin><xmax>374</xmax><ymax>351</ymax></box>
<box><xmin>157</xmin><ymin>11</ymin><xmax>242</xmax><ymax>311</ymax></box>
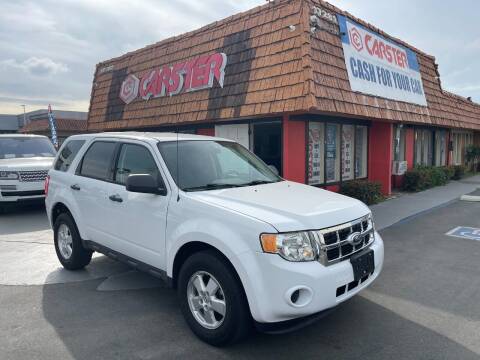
<box><xmin>73</xmin><ymin>140</ymin><xmax>118</xmax><ymax>243</ymax></box>
<box><xmin>102</xmin><ymin>140</ymin><xmax>170</xmax><ymax>269</ymax></box>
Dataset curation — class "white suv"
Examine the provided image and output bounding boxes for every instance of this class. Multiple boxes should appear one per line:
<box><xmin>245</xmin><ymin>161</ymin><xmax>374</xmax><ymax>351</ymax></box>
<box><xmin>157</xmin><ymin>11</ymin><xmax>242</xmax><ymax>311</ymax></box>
<box><xmin>45</xmin><ymin>132</ymin><xmax>384</xmax><ymax>345</ymax></box>
<box><xmin>0</xmin><ymin>134</ymin><xmax>56</xmax><ymax>208</ymax></box>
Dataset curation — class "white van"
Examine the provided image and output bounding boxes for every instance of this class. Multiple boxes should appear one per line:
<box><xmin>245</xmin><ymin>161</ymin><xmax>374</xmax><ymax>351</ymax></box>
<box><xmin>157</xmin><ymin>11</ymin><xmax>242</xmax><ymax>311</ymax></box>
<box><xmin>45</xmin><ymin>132</ymin><xmax>384</xmax><ymax>345</ymax></box>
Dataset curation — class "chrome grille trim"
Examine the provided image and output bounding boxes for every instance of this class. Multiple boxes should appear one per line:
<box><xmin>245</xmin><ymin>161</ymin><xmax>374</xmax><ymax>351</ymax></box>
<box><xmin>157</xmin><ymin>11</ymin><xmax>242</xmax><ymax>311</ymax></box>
<box><xmin>19</xmin><ymin>170</ymin><xmax>49</xmax><ymax>182</ymax></box>
<box><xmin>311</xmin><ymin>215</ymin><xmax>375</xmax><ymax>266</ymax></box>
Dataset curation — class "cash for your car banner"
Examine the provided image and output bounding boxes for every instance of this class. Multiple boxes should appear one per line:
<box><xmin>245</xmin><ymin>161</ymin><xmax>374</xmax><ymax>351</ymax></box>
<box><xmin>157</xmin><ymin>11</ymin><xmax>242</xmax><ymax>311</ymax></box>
<box><xmin>337</xmin><ymin>14</ymin><xmax>427</xmax><ymax>107</ymax></box>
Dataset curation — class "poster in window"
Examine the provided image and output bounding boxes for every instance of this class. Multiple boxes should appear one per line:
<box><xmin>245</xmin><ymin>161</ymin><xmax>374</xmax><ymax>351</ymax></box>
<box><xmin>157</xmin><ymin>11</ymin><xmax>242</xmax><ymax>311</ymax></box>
<box><xmin>326</xmin><ymin>124</ymin><xmax>337</xmax><ymax>182</ymax></box>
<box><xmin>308</xmin><ymin>123</ymin><xmax>323</xmax><ymax>185</ymax></box>
<box><xmin>342</xmin><ymin>125</ymin><xmax>354</xmax><ymax>180</ymax></box>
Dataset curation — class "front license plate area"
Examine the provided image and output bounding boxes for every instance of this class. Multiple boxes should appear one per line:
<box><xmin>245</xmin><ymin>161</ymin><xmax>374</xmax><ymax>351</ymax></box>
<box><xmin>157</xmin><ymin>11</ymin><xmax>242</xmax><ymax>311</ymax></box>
<box><xmin>350</xmin><ymin>250</ymin><xmax>375</xmax><ymax>281</ymax></box>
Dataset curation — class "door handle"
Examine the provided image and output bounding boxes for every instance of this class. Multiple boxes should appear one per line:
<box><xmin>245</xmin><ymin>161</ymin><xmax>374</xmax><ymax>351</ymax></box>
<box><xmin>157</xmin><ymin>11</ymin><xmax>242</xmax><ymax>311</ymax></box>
<box><xmin>109</xmin><ymin>194</ymin><xmax>123</xmax><ymax>203</ymax></box>
<box><xmin>70</xmin><ymin>184</ymin><xmax>81</xmax><ymax>191</ymax></box>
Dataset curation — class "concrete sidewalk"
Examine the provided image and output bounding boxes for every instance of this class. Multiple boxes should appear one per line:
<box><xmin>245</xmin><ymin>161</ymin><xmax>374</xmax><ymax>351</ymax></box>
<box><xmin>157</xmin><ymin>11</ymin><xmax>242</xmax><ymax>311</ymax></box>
<box><xmin>371</xmin><ymin>174</ymin><xmax>480</xmax><ymax>230</ymax></box>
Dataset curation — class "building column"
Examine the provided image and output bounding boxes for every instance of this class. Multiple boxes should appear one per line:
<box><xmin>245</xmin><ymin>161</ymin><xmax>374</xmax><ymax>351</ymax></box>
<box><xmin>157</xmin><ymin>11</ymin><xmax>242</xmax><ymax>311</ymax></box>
<box><xmin>368</xmin><ymin>121</ymin><xmax>393</xmax><ymax>195</ymax></box>
<box><xmin>282</xmin><ymin>115</ymin><xmax>306</xmax><ymax>183</ymax></box>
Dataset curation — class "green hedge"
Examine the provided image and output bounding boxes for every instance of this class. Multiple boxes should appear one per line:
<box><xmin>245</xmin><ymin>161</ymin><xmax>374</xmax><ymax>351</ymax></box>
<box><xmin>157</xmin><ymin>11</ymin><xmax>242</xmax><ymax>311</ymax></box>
<box><xmin>339</xmin><ymin>180</ymin><xmax>384</xmax><ymax>205</ymax></box>
<box><xmin>452</xmin><ymin>165</ymin><xmax>466</xmax><ymax>180</ymax></box>
<box><xmin>403</xmin><ymin>165</ymin><xmax>461</xmax><ymax>192</ymax></box>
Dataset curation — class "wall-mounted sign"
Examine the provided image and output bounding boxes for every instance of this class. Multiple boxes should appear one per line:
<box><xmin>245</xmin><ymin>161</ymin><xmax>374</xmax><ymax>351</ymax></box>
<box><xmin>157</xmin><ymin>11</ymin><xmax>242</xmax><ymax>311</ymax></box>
<box><xmin>337</xmin><ymin>15</ymin><xmax>427</xmax><ymax>107</ymax></box>
<box><xmin>310</xmin><ymin>6</ymin><xmax>340</xmax><ymax>36</ymax></box>
<box><xmin>119</xmin><ymin>52</ymin><xmax>227</xmax><ymax>104</ymax></box>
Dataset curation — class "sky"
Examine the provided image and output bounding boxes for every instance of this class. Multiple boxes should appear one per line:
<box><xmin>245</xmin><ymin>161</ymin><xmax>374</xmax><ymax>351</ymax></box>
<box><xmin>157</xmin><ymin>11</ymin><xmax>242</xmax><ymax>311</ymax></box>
<box><xmin>0</xmin><ymin>0</ymin><xmax>478</xmax><ymax>114</ymax></box>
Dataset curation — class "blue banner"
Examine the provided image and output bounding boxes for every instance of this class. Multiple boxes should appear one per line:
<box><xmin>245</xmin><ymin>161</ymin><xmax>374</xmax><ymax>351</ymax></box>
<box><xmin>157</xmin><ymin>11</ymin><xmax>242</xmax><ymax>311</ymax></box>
<box><xmin>47</xmin><ymin>104</ymin><xmax>58</xmax><ymax>148</ymax></box>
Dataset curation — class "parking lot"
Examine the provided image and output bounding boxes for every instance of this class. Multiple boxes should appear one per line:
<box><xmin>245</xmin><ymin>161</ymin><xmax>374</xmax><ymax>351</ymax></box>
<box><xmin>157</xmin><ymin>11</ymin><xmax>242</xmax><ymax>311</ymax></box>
<box><xmin>1</xmin><ymin>196</ymin><xmax>480</xmax><ymax>360</ymax></box>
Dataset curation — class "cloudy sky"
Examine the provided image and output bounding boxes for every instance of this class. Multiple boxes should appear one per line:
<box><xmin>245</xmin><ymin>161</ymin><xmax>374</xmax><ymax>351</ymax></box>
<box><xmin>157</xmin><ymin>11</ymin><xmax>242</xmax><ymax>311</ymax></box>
<box><xmin>0</xmin><ymin>0</ymin><xmax>478</xmax><ymax>114</ymax></box>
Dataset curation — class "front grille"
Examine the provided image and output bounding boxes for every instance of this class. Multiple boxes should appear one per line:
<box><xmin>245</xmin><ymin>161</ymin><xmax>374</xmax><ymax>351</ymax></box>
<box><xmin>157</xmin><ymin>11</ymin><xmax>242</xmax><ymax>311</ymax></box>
<box><xmin>311</xmin><ymin>215</ymin><xmax>374</xmax><ymax>266</ymax></box>
<box><xmin>19</xmin><ymin>170</ymin><xmax>49</xmax><ymax>182</ymax></box>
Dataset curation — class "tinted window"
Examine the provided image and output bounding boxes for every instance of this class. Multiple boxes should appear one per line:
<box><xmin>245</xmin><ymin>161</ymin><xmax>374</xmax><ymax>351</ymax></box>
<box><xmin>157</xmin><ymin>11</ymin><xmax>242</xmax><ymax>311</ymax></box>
<box><xmin>0</xmin><ymin>137</ymin><xmax>56</xmax><ymax>159</ymax></box>
<box><xmin>79</xmin><ymin>141</ymin><xmax>117</xmax><ymax>180</ymax></box>
<box><xmin>115</xmin><ymin>144</ymin><xmax>160</xmax><ymax>185</ymax></box>
<box><xmin>54</xmin><ymin>140</ymin><xmax>85</xmax><ymax>172</ymax></box>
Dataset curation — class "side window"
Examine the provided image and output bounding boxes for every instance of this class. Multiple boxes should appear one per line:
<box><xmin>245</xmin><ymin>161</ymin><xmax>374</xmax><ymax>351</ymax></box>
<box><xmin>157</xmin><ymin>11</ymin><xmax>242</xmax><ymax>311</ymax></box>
<box><xmin>114</xmin><ymin>144</ymin><xmax>160</xmax><ymax>185</ymax></box>
<box><xmin>54</xmin><ymin>140</ymin><xmax>85</xmax><ymax>172</ymax></box>
<box><xmin>79</xmin><ymin>141</ymin><xmax>117</xmax><ymax>181</ymax></box>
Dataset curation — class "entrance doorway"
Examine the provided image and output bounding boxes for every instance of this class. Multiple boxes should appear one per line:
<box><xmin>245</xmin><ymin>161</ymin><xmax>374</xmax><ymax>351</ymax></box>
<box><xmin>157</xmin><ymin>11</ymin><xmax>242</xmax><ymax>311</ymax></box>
<box><xmin>215</xmin><ymin>121</ymin><xmax>282</xmax><ymax>175</ymax></box>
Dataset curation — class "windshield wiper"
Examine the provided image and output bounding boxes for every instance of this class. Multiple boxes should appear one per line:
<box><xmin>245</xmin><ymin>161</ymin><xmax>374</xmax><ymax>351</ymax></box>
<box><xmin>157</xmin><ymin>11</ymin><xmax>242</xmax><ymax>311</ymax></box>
<box><xmin>240</xmin><ymin>180</ymin><xmax>280</xmax><ymax>186</ymax></box>
<box><xmin>183</xmin><ymin>183</ymin><xmax>243</xmax><ymax>192</ymax></box>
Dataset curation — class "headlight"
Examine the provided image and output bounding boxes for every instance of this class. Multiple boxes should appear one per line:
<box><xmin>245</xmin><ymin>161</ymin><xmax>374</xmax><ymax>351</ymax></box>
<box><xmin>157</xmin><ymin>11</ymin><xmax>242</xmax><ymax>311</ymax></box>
<box><xmin>260</xmin><ymin>232</ymin><xmax>316</xmax><ymax>262</ymax></box>
<box><xmin>0</xmin><ymin>171</ymin><xmax>19</xmax><ymax>180</ymax></box>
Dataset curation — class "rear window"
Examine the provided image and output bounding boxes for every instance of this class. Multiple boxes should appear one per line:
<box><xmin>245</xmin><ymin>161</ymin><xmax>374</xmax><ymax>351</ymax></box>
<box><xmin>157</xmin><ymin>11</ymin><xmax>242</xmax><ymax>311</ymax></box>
<box><xmin>0</xmin><ymin>137</ymin><xmax>56</xmax><ymax>159</ymax></box>
<box><xmin>54</xmin><ymin>140</ymin><xmax>86</xmax><ymax>172</ymax></box>
<box><xmin>78</xmin><ymin>141</ymin><xmax>117</xmax><ymax>181</ymax></box>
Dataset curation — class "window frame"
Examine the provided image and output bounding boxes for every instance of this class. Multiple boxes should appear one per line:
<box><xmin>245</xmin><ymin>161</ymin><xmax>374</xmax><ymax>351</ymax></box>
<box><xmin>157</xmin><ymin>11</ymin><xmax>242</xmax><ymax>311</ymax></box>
<box><xmin>306</xmin><ymin>119</ymin><xmax>370</xmax><ymax>187</ymax></box>
<box><xmin>54</xmin><ymin>139</ymin><xmax>86</xmax><ymax>172</ymax></box>
<box><xmin>76</xmin><ymin>140</ymin><xmax>120</xmax><ymax>182</ymax></box>
<box><xmin>112</xmin><ymin>142</ymin><xmax>167</xmax><ymax>191</ymax></box>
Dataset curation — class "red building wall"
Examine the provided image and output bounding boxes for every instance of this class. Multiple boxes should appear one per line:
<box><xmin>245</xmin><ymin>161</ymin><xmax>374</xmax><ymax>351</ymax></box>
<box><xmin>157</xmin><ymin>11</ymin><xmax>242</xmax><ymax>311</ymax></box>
<box><xmin>282</xmin><ymin>116</ymin><xmax>306</xmax><ymax>183</ymax></box>
<box><xmin>368</xmin><ymin>122</ymin><xmax>393</xmax><ymax>195</ymax></box>
<box><xmin>197</xmin><ymin>127</ymin><xmax>215</xmax><ymax>136</ymax></box>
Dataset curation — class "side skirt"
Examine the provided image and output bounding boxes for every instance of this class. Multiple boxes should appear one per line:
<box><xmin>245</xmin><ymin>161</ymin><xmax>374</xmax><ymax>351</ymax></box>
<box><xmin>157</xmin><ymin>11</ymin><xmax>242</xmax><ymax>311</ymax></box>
<box><xmin>82</xmin><ymin>240</ymin><xmax>173</xmax><ymax>287</ymax></box>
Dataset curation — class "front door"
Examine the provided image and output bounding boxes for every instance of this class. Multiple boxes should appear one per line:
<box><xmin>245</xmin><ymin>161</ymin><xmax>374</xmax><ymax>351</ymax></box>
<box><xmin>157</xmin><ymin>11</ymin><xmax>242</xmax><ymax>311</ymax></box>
<box><xmin>102</xmin><ymin>141</ymin><xmax>170</xmax><ymax>270</ymax></box>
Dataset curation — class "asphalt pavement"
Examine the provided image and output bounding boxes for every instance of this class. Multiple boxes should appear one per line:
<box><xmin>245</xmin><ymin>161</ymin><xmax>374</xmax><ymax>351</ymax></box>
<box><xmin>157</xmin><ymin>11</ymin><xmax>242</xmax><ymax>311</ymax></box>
<box><xmin>1</xmin><ymin>194</ymin><xmax>480</xmax><ymax>359</ymax></box>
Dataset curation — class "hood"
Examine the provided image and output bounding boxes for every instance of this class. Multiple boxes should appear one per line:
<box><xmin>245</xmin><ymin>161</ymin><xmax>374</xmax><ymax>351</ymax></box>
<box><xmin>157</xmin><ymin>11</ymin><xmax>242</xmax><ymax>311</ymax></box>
<box><xmin>0</xmin><ymin>157</ymin><xmax>54</xmax><ymax>171</ymax></box>
<box><xmin>189</xmin><ymin>181</ymin><xmax>370</xmax><ymax>232</ymax></box>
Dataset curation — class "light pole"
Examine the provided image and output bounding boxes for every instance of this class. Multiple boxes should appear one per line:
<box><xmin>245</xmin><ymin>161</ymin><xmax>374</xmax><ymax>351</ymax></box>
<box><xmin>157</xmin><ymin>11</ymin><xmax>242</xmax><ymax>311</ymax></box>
<box><xmin>20</xmin><ymin>104</ymin><xmax>26</xmax><ymax>127</ymax></box>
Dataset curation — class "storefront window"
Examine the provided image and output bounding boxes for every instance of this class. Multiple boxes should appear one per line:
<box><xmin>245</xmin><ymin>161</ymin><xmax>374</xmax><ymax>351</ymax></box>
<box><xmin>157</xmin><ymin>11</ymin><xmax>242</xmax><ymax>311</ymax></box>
<box><xmin>452</xmin><ymin>131</ymin><xmax>474</xmax><ymax>165</ymax></box>
<box><xmin>325</xmin><ymin>124</ymin><xmax>340</xmax><ymax>183</ymax></box>
<box><xmin>308</xmin><ymin>122</ymin><xmax>368</xmax><ymax>185</ymax></box>
<box><xmin>435</xmin><ymin>130</ymin><xmax>447</xmax><ymax>166</ymax></box>
<box><xmin>355</xmin><ymin>125</ymin><xmax>368</xmax><ymax>178</ymax></box>
<box><xmin>341</xmin><ymin>125</ymin><xmax>355</xmax><ymax>181</ymax></box>
<box><xmin>393</xmin><ymin>125</ymin><xmax>406</xmax><ymax>162</ymax></box>
<box><xmin>415</xmin><ymin>129</ymin><xmax>434</xmax><ymax>166</ymax></box>
<box><xmin>308</xmin><ymin>122</ymin><xmax>325</xmax><ymax>185</ymax></box>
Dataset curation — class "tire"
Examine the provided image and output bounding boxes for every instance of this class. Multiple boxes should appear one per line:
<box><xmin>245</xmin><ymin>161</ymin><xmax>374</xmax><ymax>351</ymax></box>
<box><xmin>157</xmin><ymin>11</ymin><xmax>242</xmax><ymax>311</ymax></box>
<box><xmin>54</xmin><ymin>213</ymin><xmax>92</xmax><ymax>270</ymax></box>
<box><xmin>178</xmin><ymin>250</ymin><xmax>251</xmax><ymax>346</ymax></box>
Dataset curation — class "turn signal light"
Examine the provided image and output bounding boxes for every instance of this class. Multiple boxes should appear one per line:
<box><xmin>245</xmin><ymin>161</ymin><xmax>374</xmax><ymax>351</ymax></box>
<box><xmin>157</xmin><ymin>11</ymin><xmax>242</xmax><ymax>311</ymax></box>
<box><xmin>44</xmin><ymin>175</ymin><xmax>50</xmax><ymax>197</ymax></box>
<box><xmin>260</xmin><ymin>234</ymin><xmax>277</xmax><ymax>253</ymax></box>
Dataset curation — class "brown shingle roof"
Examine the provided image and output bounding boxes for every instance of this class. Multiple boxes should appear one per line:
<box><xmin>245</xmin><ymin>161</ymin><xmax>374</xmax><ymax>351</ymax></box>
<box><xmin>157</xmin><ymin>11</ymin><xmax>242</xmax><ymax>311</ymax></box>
<box><xmin>21</xmin><ymin>119</ymin><xmax>87</xmax><ymax>133</ymax></box>
<box><xmin>87</xmin><ymin>0</ymin><xmax>480</xmax><ymax>131</ymax></box>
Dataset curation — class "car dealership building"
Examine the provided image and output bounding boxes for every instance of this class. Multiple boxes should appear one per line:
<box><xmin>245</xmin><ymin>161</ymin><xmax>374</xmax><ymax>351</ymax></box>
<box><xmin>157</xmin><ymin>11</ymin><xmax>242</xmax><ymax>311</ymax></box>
<box><xmin>87</xmin><ymin>0</ymin><xmax>480</xmax><ymax>195</ymax></box>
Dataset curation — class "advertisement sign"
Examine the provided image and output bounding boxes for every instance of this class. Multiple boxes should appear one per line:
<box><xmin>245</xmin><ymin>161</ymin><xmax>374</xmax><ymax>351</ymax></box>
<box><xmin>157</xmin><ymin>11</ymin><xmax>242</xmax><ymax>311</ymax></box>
<box><xmin>308</xmin><ymin>123</ymin><xmax>323</xmax><ymax>185</ymax></box>
<box><xmin>119</xmin><ymin>52</ymin><xmax>227</xmax><ymax>104</ymax></box>
<box><xmin>342</xmin><ymin>125</ymin><xmax>354</xmax><ymax>180</ymax></box>
<box><xmin>337</xmin><ymin>15</ymin><xmax>427</xmax><ymax>106</ymax></box>
<box><xmin>325</xmin><ymin>124</ymin><xmax>337</xmax><ymax>182</ymax></box>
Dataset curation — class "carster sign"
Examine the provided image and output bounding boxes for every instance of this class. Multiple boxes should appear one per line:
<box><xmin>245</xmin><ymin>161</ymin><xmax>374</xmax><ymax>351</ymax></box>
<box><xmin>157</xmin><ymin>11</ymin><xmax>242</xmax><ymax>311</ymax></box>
<box><xmin>119</xmin><ymin>52</ymin><xmax>227</xmax><ymax>104</ymax></box>
<box><xmin>337</xmin><ymin>15</ymin><xmax>427</xmax><ymax>106</ymax></box>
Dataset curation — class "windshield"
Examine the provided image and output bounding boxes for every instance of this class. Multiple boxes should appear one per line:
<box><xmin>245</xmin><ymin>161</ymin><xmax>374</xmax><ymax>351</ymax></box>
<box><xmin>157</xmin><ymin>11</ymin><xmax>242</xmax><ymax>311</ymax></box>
<box><xmin>157</xmin><ymin>140</ymin><xmax>282</xmax><ymax>191</ymax></box>
<box><xmin>0</xmin><ymin>137</ymin><xmax>56</xmax><ymax>159</ymax></box>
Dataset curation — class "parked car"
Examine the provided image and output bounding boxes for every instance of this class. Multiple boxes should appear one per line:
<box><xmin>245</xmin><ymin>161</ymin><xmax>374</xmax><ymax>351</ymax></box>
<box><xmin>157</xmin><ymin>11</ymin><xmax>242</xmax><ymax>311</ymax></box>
<box><xmin>0</xmin><ymin>134</ymin><xmax>56</xmax><ymax>208</ymax></box>
<box><xmin>45</xmin><ymin>132</ymin><xmax>384</xmax><ymax>346</ymax></box>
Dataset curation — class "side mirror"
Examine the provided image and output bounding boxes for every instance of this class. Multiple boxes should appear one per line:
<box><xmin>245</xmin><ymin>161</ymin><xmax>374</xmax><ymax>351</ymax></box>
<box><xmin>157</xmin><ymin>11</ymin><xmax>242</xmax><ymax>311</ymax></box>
<box><xmin>126</xmin><ymin>174</ymin><xmax>166</xmax><ymax>195</ymax></box>
<box><xmin>268</xmin><ymin>165</ymin><xmax>279</xmax><ymax>176</ymax></box>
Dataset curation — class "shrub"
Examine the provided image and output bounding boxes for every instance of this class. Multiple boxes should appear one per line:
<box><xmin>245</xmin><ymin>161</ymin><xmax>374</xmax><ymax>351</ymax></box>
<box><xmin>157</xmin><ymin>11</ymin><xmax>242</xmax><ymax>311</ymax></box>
<box><xmin>339</xmin><ymin>180</ymin><xmax>384</xmax><ymax>205</ymax></box>
<box><xmin>403</xmin><ymin>165</ymin><xmax>449</xmax><ymax>192</ymax></box>
<box><xmin>452</xmin><ymin>165</ymin><xmax>466</xmax><ymax>180</ymax></box>
<box><xmin>442</xmin><ymin>166</ymin><xmax>456</xmax><ymax>180</ymax></box>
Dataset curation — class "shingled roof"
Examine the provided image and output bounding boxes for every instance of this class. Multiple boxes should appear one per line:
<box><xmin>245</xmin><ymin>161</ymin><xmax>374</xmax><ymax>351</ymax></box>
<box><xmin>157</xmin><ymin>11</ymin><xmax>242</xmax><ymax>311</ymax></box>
<box><xmin>88</xmin><ymin>0</ymin><xmax>480</xmax><ymax>131</ymax></box>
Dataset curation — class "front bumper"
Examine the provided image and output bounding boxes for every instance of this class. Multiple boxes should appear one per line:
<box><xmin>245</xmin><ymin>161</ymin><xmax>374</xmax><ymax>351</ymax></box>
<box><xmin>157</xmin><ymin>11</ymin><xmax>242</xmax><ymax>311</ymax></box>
<box><xmin>238</xmin><ymin>231</ymin><xmax>384</xmax><ymax>324</ymax></box>
<box><xmin>0</xmin><ymin>181</ymin><xmax>45</xmax><ymax>203</ymax></box>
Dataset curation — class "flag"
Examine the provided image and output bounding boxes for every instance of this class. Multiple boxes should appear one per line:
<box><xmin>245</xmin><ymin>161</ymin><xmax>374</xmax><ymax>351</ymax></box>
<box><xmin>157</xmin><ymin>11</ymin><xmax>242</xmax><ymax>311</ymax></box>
<box><xmin>47</xmin><ymin>104</ymin><xmax>59</xmax><ymax>148</ymax></box>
